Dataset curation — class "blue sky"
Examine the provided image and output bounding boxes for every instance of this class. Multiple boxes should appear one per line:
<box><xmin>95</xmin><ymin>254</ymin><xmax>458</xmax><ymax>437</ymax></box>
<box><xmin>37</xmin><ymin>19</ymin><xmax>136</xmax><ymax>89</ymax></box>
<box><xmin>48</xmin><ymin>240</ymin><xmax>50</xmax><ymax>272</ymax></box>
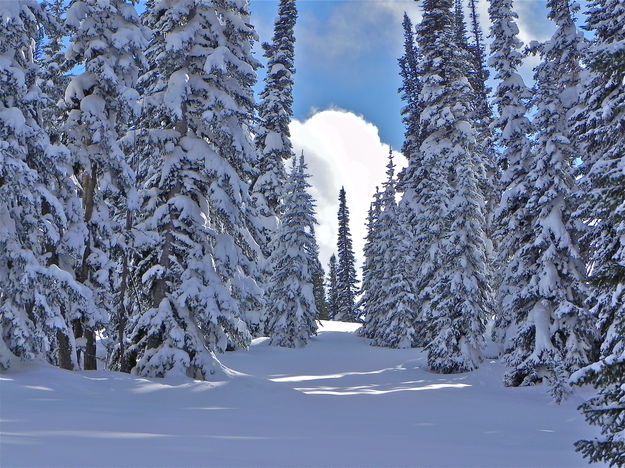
<box><xmin>250</xmin><ymin>0</ymin><xmax>415</xmax><ymax>150</ymax></box>
<box><xmin>249</xmin><ymin>0</ymin><xmax>560</xmax><ymax>151</ymax></box>
<box><xmin>248</xmin><ymin>0</ymin><xmax>563</xmax><ymax>270</ymax></box>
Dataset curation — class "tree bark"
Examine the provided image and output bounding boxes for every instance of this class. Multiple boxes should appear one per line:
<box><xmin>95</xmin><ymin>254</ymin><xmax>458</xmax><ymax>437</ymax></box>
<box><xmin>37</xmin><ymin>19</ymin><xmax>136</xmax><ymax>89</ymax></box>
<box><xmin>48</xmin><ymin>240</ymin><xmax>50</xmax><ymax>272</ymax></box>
<box><xmin>56</xmin><ymin>330</ymin><xmax>74</xmax><ymax>370</ymax></box>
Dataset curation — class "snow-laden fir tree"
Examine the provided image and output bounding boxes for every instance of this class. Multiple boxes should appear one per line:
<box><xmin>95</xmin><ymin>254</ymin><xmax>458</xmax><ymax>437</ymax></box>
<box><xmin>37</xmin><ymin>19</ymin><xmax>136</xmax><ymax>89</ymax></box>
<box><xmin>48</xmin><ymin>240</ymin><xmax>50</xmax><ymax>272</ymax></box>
<box><xmin>370</xmin><ymin>152</ymin><xmax>419</xmax><ymax>349</ymax></box>
<box><xmin>210</xmin><ymin>0</ymin><xmax>266</xmax><ymax>339</ymax></box>
<box><xmin>573</xmin><ymin>0</ymin><xmax>625</xmax><ymax>360</ymax></box>
<box><xmin>411</xmin><ymin>0</ymin><xmax>492</xmax><ymax>373</ymax></box>
<box><xmin>265</xmin><ymin>155</ymin><xmax>319</xmax><ymax>347</ymax></box>
<box><xmin>0</xmin><ymin>0</ymin><xmax>93</xmax><ymax>370</ymax></box>
<box><xmin>311</xmin><ymin>240</ymin><xmax>328</xmax><ymax>320</ymax></box>
<box><xmin>571</xmin><ymin>0</ymin><xmax>625</xmax><ymax>463</ymax></box>
<box><xmin>488</xmin><ymin>0</ymin><xmax>534</xmax><ymax>347</ymax></box>
<box><xmin>252</xmin><ymin>0</ymin><xmax>297</xmax><ymax>257</ymax></box>
<box><xmin>358</xmin><ymin>186</ymin><xmax>382</xmax><ymax>339</ymax></box>
<box><xmin>123</xmin><ymin>0</ymin><xmax>263</xmax><ymax>378</ymax></box>
<box><xmin>326</xmin><ymin>254</ymin><xmax>339</xmax><ymax>320</ymax></box>
<box><xmin>62</xmin><ymin>0</ymin><xmax>147</xmax><ymax>370</ymax></box>
<box><xmin>335</xmin><ymin>187</ymin><xmax>359</xmax><ymax>322</ymax></box>
<box><xmin>454</xmin><ymin>0</ymin><xmax>497</xmax><ymax>244</ymax></box>
<box><xmin>467</xmin><ymin>0</ymin><xmax>498</xmax><ymax>246</ymax></box>
<box><xmin>396</xmin><ymin>13</ymin><xmax>422</xmax><ymax>191</ymax></box>
<box><xmin>467</xmin><ymin>0</ymin><xmax>491</xmax><ymax>129</ymax></box>
<box><xmin>38</xmin><ymin>0</ymin><xmax>70</xmax><ymax>144</ymax></box>
<box><xmin>501</xmin><ymin>0</ymin><xmax>593</xmax><ymax>402</ymax></box>
<box><xmin>572</xmin><ymin>347</ymin><xmax>625</xmax><ymax>466</ymax></box>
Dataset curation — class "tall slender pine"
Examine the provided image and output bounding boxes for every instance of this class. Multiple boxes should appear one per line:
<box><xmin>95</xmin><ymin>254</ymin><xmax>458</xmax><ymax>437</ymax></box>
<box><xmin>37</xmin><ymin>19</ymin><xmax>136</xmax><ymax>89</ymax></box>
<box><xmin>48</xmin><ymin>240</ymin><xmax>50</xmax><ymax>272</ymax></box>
<box><xmin>370</xmin><ymin>152</ymin><xmax>419</xmax><ymax>349</ymax></box>
<box><xmin>488</xmin><ymin>0</ymin><xmax>534</xmax><ymax>347</ymax></box>
<box><xmin>326</xmin><ymin>254</ymin><xmax>339</xmax><ymax>320</ymax></box>
<box><xmin>410</xmin><ymin>0</ymin><xmax>492</xmax><ymax>373</ymax></box>
<box><xmin>359</xmin><ymin>186</ymin><xmax>382</xmax><ymax>339</ymax></box>
<box><xmin>265</xmin><ymin>155</ymin><xmax>319</xmax><ymax>347</ymax></box>
<box><xmin>335</xmin><ymin>187</ymin><xmax>358</xmax><ymax>322</ymax></box>
<box><xmin>252</xmin><ymin>0</ymin><xmax>297</xmax><ymax>257</ymax></box>
<box><xmin>501</xmin><ymin>0</ymin><xmax>592</xmax><ymax>402</ymax></box>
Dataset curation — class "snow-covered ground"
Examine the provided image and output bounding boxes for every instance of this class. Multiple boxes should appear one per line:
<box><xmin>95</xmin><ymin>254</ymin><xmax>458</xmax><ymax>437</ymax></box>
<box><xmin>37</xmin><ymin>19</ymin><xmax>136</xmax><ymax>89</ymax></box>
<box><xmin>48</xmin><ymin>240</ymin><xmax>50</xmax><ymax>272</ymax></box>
<box><xmin>1</xmin><ymin>321</ymin><xmax>600</xmax><ymax>467</ymax></box>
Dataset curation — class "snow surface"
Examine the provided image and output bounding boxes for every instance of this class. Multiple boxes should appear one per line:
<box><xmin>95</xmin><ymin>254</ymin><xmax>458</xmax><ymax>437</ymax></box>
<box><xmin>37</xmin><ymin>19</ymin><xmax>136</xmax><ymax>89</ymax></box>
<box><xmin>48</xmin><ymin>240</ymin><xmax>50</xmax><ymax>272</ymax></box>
<box><xmin>0</xmin><ymin>321</ymin><xmax>601</xmax><ymax>467</ymax></box>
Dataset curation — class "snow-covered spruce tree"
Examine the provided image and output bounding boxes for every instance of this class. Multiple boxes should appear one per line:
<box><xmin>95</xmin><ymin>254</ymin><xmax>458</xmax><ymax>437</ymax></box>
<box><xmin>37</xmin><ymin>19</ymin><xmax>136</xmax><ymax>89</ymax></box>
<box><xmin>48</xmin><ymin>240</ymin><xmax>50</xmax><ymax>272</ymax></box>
<box><xmin>370</xmin><ymin>152</ymin><xmax>419</xmax><ymax>349</ymax></box>
<box><xmin>573</xmin><ymin>0</ymin><xmax>625</xmax><ymax>360</ymax></box>
<box><xmin>454</xmin><ymin>0</ymin><xmax>497</xmax><ymax>246</ymax></box>
<box><xmin>411</xmin><ymin>0</ymin><xmax>492</xmax><ymax>373</ymax></box>
<box><xmin>62</xmin><ymin>0</ymin><xmax>147</xmax><ymax>370</ymax></box>
<box><xmin>211</xmin><ymin>0</ymin><xmax>266</xmax><ymax>339</ymax></box>
<box><xmin>0</xmin><ymin>0</ymin><xmax>93</xmax><ymax>370</ymax></box>
<box><xmin>570</xmin><ymin>0</ymin><xmax>625</xmax><ymax>463</ymax></box>
<box><xmin>326</xmin><ymin>254</ymin><xmax>339</xmax><ymax>320</ymax></box>
<box><xmin>123</xmin><ymin>0</ymin><xmax>262</xmax><ymax>378</ymax></box>
<box><xmin>488</xmin><ymin>0</ymin><xmax>534</xmax><ymax>347</ymax></box>
<box><xmin>466</xmin><ymin>0</ymin><xmax>498</xmax><ymax>245</ymax></box>
<box><xmin>39</xmin><ymin>0</ymin><xmax>71</xmax><ymax>144</ymax></box>
<box><xmin>396</xmin><ymin>13</ymin><xmax>423</xmax><ymax>191</ymax></box>
<box><xmin>335</xmin><ymin>187</ymin><xmax>359</xmax><ymax>322</ymax></box>
<box><xmin>573</xmin><ymin>351</ymin><xmax>625</xmax><ymax>466</ymax></box>
<box><xmin>358</xmin><ymin>186</ymin><xmax>382</xmax><ymax>339</ymax></box>
<box><xmin>467</xmin><ymin>0</ymin><xmax>491</xmax><ymax>128</ymax></box>
<box><xmin>501</xmin><ymin>0</ymin><xmax>593</xmax><ymax>402</ymax></box>
<box><xmin>265</xmin><ymin>155</ymin><xmax>319</xmax><ymax>347</ymax></box>
<box><xmin>252</xmin><ymin>0</ymin><xmax>297</xmax><ymax>256</ymax></box>
<box><xmin>311</xmin><ymin>240</ymin><xmax>328</xmax><ymax>320</ymax></box>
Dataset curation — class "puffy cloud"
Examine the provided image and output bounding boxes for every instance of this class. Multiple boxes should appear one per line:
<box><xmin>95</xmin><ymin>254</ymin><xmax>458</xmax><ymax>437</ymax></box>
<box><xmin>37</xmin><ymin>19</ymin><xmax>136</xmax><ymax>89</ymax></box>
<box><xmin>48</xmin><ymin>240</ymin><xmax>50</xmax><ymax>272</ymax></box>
<box><xmin>289</xmin><ymin>109</ymin><xmax>406</xmax><ymax>276</ymax></box>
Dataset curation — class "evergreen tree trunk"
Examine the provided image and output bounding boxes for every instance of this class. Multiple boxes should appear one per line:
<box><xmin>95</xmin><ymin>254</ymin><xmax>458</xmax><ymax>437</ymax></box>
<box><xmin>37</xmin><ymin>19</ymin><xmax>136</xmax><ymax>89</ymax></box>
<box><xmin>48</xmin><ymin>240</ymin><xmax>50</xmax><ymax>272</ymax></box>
<box><xmin>56</xmin><ymin>331</ymin><xmax>74</xmax><ymax>371</ymax></box>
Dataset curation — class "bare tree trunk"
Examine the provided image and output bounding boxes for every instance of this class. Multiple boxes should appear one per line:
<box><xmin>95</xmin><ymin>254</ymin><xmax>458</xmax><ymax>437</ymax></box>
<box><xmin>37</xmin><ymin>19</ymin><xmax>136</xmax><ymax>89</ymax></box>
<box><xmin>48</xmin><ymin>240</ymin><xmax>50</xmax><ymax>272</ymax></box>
<box><xmin>56</xmin><ymin>330</ymin><xmax>74</xmax><ymax>370</ymax></box>
<box><xmin>84</xmin><ymin>328</ymin><xmax>97</xmax><ymax>370</ymax></box>
<box><xmin>116</xmin><ymin>207</ymin><xmax>134</xmax><ymax>371</ymax></box>
<box><xmin>78</xmin><ymin>166</ymin><xmax>98</xmax><ymax>371</ymax></box>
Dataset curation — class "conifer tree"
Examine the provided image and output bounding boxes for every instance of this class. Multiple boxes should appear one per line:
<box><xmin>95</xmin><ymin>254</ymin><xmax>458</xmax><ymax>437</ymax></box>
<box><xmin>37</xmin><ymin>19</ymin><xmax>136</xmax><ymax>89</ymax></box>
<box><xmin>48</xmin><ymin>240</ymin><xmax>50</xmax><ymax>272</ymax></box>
<box><xmin>410</xmin><ymin>0</ymin><xmax>492</xmax><ymax>373</ymax></box>
<box><xmin>501</xmin><ymin>0</ymin><xmax>592</xmax><ymax>402</ymax></box>
<box><xmin>327</xmin><ymin>254</ymin><xmax>339</xmax><ymax>320</ymax></box>
<box><xmin>359</xmin><ymin>187</ymin><xmax>382</xmax><ymax>339</ymax></box>
<box><xmin>571</xmin><ymin>0</ymin><xmax>625</xmax><ymax>462</ymax></box>
<box><xmin>0</xmin><ymin>0</ymin><xmax>93</xmax><ymax>370</ymax></box>
<box><xmin>467</xmin><ymin>0</ymin><xmax>498</xmax><ymax>243</ymax></box>
<box><xmin>311</xmin><ymin>241</ymin><xmax>328</xmax><ymax>320</ymax></box>
<box><xmin>335</xmin><ymin>187</ymin><xmax>358</xmax><ymax>322</ymax></box>
<box><xmin>39</xmin><ymin>0</ymin><xmax>70</xmax><ymax>144</ymax></box>
<box><xmin>397</xmin><ymin>13</ymin><xmax>423</xmax><ymax>182</ymax></box>
<box><xmin>123</xmin><ymin>0</ymin><xmax>261</xmax><ymax>378</ymax></box>
<box><xmin>573</xmin><ymin>349</ymin><xmax>625</xmax><ymax>466</ymax></box>
<box><xmin>370</xmin><ymin>152</ymin><xmax>419</xmax><ymax>349</ymax></box>
<box><xmin>252</xmin><ymin>0</ymin><xmax>297</xmax><ymax>256</ymax></box>
<box><xmin>62</xmin><ymin>0</ymin><xmax>147</xmax><ymax>370</ymax></box>
<box><xmin>467</xmin><ymin>0</ymin><xmax>491</xmax><ymax>124</ymax></box>
<box><xmin>488</xmin><ymin>0</ymin><xmax>534</xmax><ymax>346</ymax></box>
<box><xmin>573</xmin><ymin>0</ymin><xmax>625</xmax><ymax>360</ymax></box>
<box><xmin>265</xmin><ymin>155</ymin><xmax>319</xmax><ymax>347</ymax></box>
<box><xmin>454</xmin><ymin>0</ymin><xmax>497</xmax><ymax>242</ymax></box>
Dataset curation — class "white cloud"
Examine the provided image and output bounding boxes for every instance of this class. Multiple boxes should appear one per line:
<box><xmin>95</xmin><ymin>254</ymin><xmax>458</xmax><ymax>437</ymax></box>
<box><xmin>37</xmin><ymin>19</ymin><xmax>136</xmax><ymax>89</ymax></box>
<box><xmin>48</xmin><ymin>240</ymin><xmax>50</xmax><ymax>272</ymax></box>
<box><xmin>289</xmin><ymin>109</ymin><xmax>406</xmax><ymax>276</ymax></box>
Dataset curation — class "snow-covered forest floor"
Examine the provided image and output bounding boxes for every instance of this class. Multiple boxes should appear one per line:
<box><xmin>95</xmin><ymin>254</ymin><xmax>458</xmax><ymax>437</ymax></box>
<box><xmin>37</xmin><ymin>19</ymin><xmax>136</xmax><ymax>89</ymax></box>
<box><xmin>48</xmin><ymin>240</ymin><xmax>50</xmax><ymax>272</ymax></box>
<box><xmin>1</xmin><ymin>321</ymin><xmax>601</xmax><ymax>467</ymax></box>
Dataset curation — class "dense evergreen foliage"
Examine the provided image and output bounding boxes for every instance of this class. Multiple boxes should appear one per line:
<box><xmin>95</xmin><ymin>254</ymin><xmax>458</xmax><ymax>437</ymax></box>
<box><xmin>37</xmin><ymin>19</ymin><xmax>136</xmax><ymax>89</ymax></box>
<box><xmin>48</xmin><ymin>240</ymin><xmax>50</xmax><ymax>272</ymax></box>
<box><xmin>1</xmin><ymin>1</ymin><xmax>623</xmax><ymax>462</ymax></box>
<box><xmin>570</xmin><ymin>0</ymin><xmax>625</xmax><ymax>463</ymax></box>
<box><xmin>252</xmin><ymin>0</ymin><xmax>297</xmax><ymax>258</ymax></box>
<box><xmin>265</xmin><ymin>155</ymin><xmax>319</xmax><ymax>347</ymax></box>
<box><xmin>499</xmin><ymin>0</ymin><xmax>592</xmax><ymax>403</ymax></box>
<box><xmin>335</xmin><ymin>187</ymin><xmax>358</xmax><ymax>322</ymax></box>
